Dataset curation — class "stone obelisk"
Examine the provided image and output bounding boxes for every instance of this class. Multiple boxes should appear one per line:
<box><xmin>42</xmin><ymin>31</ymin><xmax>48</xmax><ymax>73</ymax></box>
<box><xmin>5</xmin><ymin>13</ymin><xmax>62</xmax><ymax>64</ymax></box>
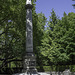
<box><xmin>23</xmin><ymin>0</ymin><xmax>37</xmax><ymax>74</ymax></box>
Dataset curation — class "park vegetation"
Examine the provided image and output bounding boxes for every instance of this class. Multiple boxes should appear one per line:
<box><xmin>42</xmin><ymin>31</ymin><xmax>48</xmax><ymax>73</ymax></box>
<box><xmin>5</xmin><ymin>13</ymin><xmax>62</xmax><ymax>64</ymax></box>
<box><xmin>0</xmin><ymin>0</ymin><xmax>75</xmax><ymax>74</ymax></box>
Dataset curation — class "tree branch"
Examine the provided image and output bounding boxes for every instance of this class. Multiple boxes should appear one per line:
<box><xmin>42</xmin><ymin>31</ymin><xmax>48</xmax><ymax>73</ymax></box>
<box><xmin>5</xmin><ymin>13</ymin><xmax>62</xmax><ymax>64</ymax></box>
<box><xmin>0</xmin><ymin>58</ymin><xmax>22</xmax><ymax>69</ymax></box>
<box><xmin>0</xmin><ymin>32</ymin><xmax>5</xmax><ymax>36</ymax></box>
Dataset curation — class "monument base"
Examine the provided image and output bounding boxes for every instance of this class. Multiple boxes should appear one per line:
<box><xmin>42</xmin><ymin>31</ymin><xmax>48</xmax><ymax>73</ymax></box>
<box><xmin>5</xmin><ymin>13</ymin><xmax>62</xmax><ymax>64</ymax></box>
<box><xmin>22</xmin><ymin>53</ymin><xmax>38</xmax><ymax>74</ymax></box>
<box><xmin>12</xmin><ymin>72</ymin><xmax>50</xmax><ymax>75</ymax></box>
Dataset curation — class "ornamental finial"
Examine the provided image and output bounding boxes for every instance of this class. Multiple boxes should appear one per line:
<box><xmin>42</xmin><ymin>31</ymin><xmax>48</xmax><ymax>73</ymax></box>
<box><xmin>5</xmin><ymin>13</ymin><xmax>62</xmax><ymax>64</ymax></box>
<box><xmin>26</xmin><ymin>0</ymin><xmax>32</xmax><ymax>5</ymax></box>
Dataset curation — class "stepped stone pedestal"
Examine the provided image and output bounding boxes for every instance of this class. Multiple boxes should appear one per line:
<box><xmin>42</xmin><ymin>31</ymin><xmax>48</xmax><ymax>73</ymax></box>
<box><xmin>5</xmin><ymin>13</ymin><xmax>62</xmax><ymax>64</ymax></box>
<box><xmin>23</xmin><ymin>53</ymin><xmax>37</xmax><ymax>74</ymax></box>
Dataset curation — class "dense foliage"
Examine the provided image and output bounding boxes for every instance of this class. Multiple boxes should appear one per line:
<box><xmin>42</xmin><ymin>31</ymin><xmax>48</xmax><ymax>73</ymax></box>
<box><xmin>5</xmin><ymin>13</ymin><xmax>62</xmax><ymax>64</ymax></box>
<box><xmin>0</xmin><ymin>0</ymin><xmax>38</xmax><ymax>70</ymax></box>
<box><xmin>39</xmin><ymin>10</ymin><xmax>75</xmax><ymax>65</ymax></box>
<box><xmin>0</xmin><ymin>0</ymin><xmax>75</xmax><ymax>73</ymax></box>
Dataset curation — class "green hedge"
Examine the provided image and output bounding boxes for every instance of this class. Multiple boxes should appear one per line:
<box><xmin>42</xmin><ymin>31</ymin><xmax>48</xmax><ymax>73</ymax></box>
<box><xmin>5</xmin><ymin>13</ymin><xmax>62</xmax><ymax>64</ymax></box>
<box><xmin>36</xmin><ymin>65</ymin><xmax>75</xmax><ymax>72</ymax></box>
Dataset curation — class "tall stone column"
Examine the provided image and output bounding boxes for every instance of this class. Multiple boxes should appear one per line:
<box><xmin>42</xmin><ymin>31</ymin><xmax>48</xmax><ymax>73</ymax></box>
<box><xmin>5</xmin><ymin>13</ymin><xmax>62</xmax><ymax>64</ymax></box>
<box><xmin>26</xmin><ymin>0</ymin><xmax>33</xmax><ymax>53</ymax></box>
<box><xmin>23</xmin><ymin>0</ymin><xmax>37</xmax><ymax>74</ymax></box>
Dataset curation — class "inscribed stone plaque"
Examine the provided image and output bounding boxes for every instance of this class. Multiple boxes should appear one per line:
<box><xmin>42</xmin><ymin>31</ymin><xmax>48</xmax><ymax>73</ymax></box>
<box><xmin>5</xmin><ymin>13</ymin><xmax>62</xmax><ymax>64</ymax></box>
<box><xmin>29</xmin><ymin>61</ymin><xmax>35</xmax><ymax>66</ymax></box>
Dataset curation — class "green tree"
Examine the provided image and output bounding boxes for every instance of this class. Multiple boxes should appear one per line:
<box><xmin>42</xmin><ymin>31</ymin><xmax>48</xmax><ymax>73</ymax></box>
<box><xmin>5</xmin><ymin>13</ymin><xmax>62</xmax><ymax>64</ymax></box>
<box><xmin>0</xmin><ymin>0</ymin><xmax>26</xmax><ymax>71</ymax></box>
<box><xmin>39</xmin><ymin>10</ymin><xmax>75</xmax><ymax>65</ymax></box>
<box><xmin>39</xmin><ymin>9</ymin><xmax>60</xmax><ymax>65</ymax></box>
<box><xmin>0</xmin><ymin>0</ymin><xmax>37</xmax><ymax>71</ymax></box>
<box><xmin>60</xmin><ymin>12</ymin><xmax>75</xmax><ymax>64</ymax></box>
<box><xmin>72</xmin><ymin>0</ymin><xmax>75</xmax><ymax>8</ymax></box>
<box><xmin>0</xmin><ymin>0</ymin><xmax>47</xmax><ymax>72</ymax></box>
<box><xmin>33</xmin><ymin>13</ymin><xmax>47</xmax><ymax>67</ymax></box>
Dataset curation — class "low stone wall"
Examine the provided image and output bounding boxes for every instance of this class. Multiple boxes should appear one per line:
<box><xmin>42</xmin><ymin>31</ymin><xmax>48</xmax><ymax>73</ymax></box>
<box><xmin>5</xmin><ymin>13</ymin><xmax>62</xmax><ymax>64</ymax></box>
<box><xmin>1</xmin><ymin>72</ymin><xmax>75</xmax><ymax>75</ymax></box>
<box><xmin>12</xmin><ymin>72</ymin><xmax>75</xmax><ymax>75</ymax></box>
<box><xmin>1</xmin><ymin>70</ymin><xmax>75</xmax><ymax>75</ymax></box>
<box><xmin>50</xmin><ymin>72</ymin><xmax>75</xmax><ymax>75</ymax></box>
